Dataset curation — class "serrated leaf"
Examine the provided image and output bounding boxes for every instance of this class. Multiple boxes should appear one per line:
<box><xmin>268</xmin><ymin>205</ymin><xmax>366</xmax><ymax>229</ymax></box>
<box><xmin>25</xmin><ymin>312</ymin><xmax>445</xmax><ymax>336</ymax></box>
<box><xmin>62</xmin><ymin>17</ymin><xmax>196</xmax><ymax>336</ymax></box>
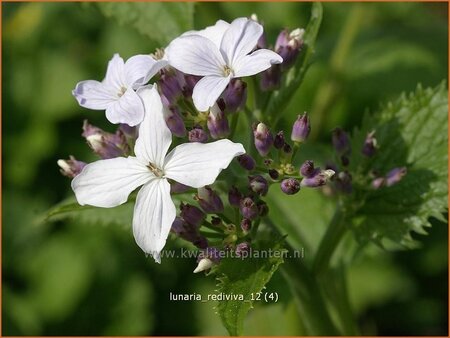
<box><xmin>96</xmin><ymin>2</ymin><xmax>194</xmax><ymax>46</ymax></box>
<box><xmin>214</xmin><ymin>240</ymin><xmax>285</xmax><ymax>336</ymax></box>
<box><xmin>348</xmin><ymin>82</ymin><xmax>448</xmax><ymax>247</ymax></box>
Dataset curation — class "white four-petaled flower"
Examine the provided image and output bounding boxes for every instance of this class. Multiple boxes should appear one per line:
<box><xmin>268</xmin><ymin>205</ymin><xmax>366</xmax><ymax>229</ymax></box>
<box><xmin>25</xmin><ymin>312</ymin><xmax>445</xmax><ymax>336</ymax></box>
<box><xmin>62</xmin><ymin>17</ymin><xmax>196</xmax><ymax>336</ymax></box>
<box><xmin>72</xmin><ymin>86</ymin><xmax>245</xmax><ymax>262</ymax></box>
<box><xmin>73</xmin><ymin>54</ymin><xmax>167</xmax><ymax>126</ymax></box>
<box><xmin>166</xmin><ymin>18</ymin><xmax>283</xmax><ymax>111</ymax></box>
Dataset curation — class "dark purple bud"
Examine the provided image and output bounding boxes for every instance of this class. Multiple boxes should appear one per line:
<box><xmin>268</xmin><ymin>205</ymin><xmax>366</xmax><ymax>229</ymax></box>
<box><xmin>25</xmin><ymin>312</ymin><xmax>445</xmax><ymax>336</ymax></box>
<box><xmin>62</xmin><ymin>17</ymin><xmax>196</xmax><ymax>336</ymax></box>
<box><xmin>180</xmin><ymin>203</ymin><xmax>205</xmax><ymax>228</ymax></box>
<box><xmin>211</xmin><ymin>216</ymin><xmax>222</xmax><ymax>226</ymax></box>
<box><xmin>182</xmin><ymin>75</ymin><xmax>201</xmax><ymax>97</ymax></box>
<box><xmin>301</xmin><ymin>169</ymin><xmax>336</xmax><ymax>188</ymax></box>
<box><xmin>281</xmin><ymin>178</ymin><xmax>301</xmax><ymax>195</ymax></box>
<box><xmin>269</xmin><ymin>169</ymin><xmax>280</xmax><ymax>180</ymax></box>
<box><xmin>171</xmin><ymin>217</ymin><xmax>186</xmax><ymax>236</ymax></box>
<box><xmin>222</xmin><ymin>79</ymin><xmax>247</xmax><ymax>113</ymax></box>
<box><xmin>188</xmin><ymin>126</ymin><xmax>208</xmax><ymax>143</ymax></box>
<box><xmin>228</xmin><ymin>186</ymin><xmax>242</xmax><ymax>207</ymax></box>
<box><xmin>249</xmin><ymin>175</ymin><xmax>268</xmax><ymax>196</ymax></box>
<box><xmin>282</xmin><ymin>143</ymin><xmax>292</xmax><ymax>155</ymax></box>
<box><xmin>340</xmin><ymin>155</ymin><xmax>350</xmax><ymax>167</ymax></box>
<box><xmin>254</xmin><ymin>122</ymin><xmax>273</xmax><ymax>156</ymax></box>
<box><xmin>275</xmin><ymin>28</ymin><xmax>304</xmax><ymax>70</ymax></box>
<box><xmin>362</xmin><ymin>131</ymin><xmax>377</xmax><ymax>157</ymax></box>
<box><xmin>237</xmin><ymin>154</ymin><xmax>256</xmax><ymax>171</ymax></box>
<box><xmin>235</xmin><ymin>242</ymin><xmax>251</xmax><ymax>258</ymax></box>
<box><xmin>332</xmin><ymin>128</ymin><xmax>351</xmax><ymax>155</ymax></box>
<box><xmin>300</xmin><ymin>160</ymin><xmax>315</xmax><ymax>178</ymax></box>
<box><xmin>207</xmin><ymin>106</ymin><xmax>230</xmax><ymax>139</ymax></box>
<box><xmin>196</xmin><ymin>186</ymin><xmax>224</xmax><ymax>213</ymax></box>
<box><xmin>57</xmin><ymin>156</ymin><xmax>86</xmax><ymax>178</ymax></box>
<box><xmin>257</xmin><ymin>201</ymin><xmax>269</xmax><ymax>217</ymax></box>
<box><xmin>325</xmin><ymin>161</ymin><xmax>339</xmax><ymax>173</ymax></box>
<box><xmin>385</xmin><ymin>167</ymin><xmax>407</xmax><ymax>187</ymax></box>
<box><xmin>118</xmin><ymin>123</ymin><xmax>137</xmax><ymax>141</ymax></box>
<box><xmin>240</xmin><ymin>218</ymin><xmax>252</xmax><ymax>232</ymax></box>
<box><xmin>170</xmin><ymin>182</ymin><xmax>190</xmax><ymax>194</ymax></box>
<box><xmin>171</xmin><ymin>217</ymin><xmax>207</xmax><ymax>248</ymax></box>
<box><xmin>193</xmin><ymin>236</ymin><xmax>208</xmax><ymax>249</ymax></box>
<box><xmin>260</xmin><ymin>65</ymin><xmax>282</xmax><ymax>91</ymax></box>
<box><xmin>164</xmin><ymin>106</ymin><xmax>186</xmax><ymax>137</ymax></box>
<box><xmin>82</xmin><ymin>120</ymin><xmax>130</xmax><ymax>159</ymax></box>
<box><xmin>274</xmin><ymin>131</ymin><xmax>286</xmax><ymax>149</ymax></box>
<box><xmin>264</xmin><ymin>159</ymin><xmax>274</xmax><ymax>167</ymax></box>
<box><xmin>335</xmin><ymin>171</ymin><xmax>353</xmax><ymax>194</ymax></box>
<box><xmin>239</xmin><ymin>197</ymin><xmax>259</xmax><ymax>220</ymax></box>
<box><xmin>159</xmin><ymin>72</ymin><xmax>182</xmax><ymax>104</ymax></box>
<box><xmin>372</xmin><ymin>177</ymin><xmax>385</xmax><ymax>189</ymax></box>
<box><xmin>291</xmin><ymin>113</ymin><xmax>311</xmax><ymax>143</ymax></box>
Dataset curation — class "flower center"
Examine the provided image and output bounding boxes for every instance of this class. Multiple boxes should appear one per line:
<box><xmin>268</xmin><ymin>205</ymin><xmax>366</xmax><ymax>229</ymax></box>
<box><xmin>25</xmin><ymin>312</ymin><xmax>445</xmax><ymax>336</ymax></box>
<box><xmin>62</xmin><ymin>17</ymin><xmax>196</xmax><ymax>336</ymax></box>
<box><xmin>223</xmin><ymin>65</ymin><xmax>233</xmax><ymax>77</ymax></box>
<box><xmin>147</xmin><ymin>162</ymin><xmax>164</xmax><ymax>177</ymax></box>
<box><xmin>118</xmin><ymin>86</ymin><xmax>127</xmax><ymax>97</ymax></box>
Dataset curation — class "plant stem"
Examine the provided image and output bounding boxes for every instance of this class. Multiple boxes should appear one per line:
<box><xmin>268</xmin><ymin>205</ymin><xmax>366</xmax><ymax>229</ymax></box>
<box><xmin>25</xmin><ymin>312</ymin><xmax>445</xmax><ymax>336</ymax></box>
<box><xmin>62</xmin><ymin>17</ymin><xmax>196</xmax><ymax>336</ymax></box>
<box><xmin>228</xmin><ymin>112</ymin><xmax>240</xmax><ymax>140</ymax></box>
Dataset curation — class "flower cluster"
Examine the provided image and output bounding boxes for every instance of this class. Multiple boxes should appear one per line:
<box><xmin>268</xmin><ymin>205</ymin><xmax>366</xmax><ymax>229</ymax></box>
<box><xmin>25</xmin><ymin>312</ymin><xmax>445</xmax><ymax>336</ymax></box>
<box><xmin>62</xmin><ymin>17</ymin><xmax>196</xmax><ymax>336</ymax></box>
<box><xmin>58</xmin><ymin>16</ymin><xmax>330</xmax><ymax>271</ymax></box>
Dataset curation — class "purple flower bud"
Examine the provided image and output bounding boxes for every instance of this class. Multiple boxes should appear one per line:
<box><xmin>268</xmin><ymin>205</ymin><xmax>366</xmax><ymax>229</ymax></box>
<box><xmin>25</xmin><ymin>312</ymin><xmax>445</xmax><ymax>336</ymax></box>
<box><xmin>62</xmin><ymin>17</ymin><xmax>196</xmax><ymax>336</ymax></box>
<box><xmin>301</xmin><ymin>169</ymin><xmax>335</xmax><ymax>188</ymax></box>
<box><xmin>171</xmin><ymin>217</ymin><xmax>206</xmax><ymax>248</ymax></box>
<box><xmin>180</xmin><ymin>203</ymin><xmax>205</xmax><ymax>228</ymax></box>
<box><xmin>235</xmin><ymin>242</ymin><xmax>251</xmax><ymax>258</ymax></box>
<box><xmin>171</xmin><ymin>217</ymin><xmax>187</xmax><ymax>236</ymax></box>
<box><xmin>57</xmin><ymin>156</ymin><xmax>86</xmax><ymax>178</ymax></box>
<box><xmin>182</xmin><ymin>75</ymin><xmax>201</xmax><ymax>98</ymax></box>
<box><xmin>82</xmin><ymin>120</ymin><xmax>130</xmax><ymax>159</ymax></box>
<box><xmin>193</xmin><ymin>236</ymin><xmax>208</xmax><ymax>249</ymax></box>
<box><xmin>237</xmin><ymin>154</ymin><xmax>256</xmax><ymax>171</ymax></box>
<box><xmin>239</xmin><ymin>197</ymin><xmax>259</xmax><ymax>220</ymax></box>
<box><xmin>257</xmin><ymin>201</ymin><xmax>269</xmax><ymax>217</ymax></box>
<box><xmin>269</xmin><ymin>169</ymin><xmax>280</xmax><ymax>180</ymax></box>
<box><xmin>119</xmin><ymin>123</ymin><xmax>137</xmax><ymax>141</ymax></box>
<box><xmin>228</xmin><ymin>186</ymin><xmax>242</xmax><ymax>207</ymax></box>
<box><xmin>240</xmin><ymin>218</ymin><xmax>252</xmax><ymax>232</ymax></box>
<box><xmin>300</xmin><ymin>160</ymin><xmax>315</xmax><ymax>178</ymax></box>
<box><xmin>159</xmin><ymin>72</ymin><xmax>183</xmax><ymax>104</ymax></box>
<box><xmin>291</xmin><ymin>113</ymin><xmax>311</xmax><ymax>143</ymax></box>
<box><xmin>164</xmin><ymin>106</ymin><xmax>186</xmax><ymax>137</ymax></box>
<box><xmin>260</xmin><ymin>65</ymin><xmax>282</xmax><ymax>91</ymax></box>
<box><xmin>273</xmin><ymin>131</ymin><xmax>286</xmax><ymax>149</ymax></box>
<box><xmin>222</xmin><ymin>79</ymin><xmax>247</xmax><ymax>113</ymax></box>
<box><xmin>385</xmin><ymin>167</ymin><xmax>407</xmax><ymax>187</ymax></box>
<box><xmin>170</xmin><ymin>182</ymin><xmax>190</xmax><ymax>194</ymax></box>
<box><xmin>207</xmin><ymin>106</ymin><xmax>230</xmax><ymax>139</ymax></box>
<box><xmin>282</xmin><ymin>143</ymin><xmax>292</xmax><ymax>155</ymax></box>
<box><xmin>335</xmin><ymin>171</ymin><xmax>353</xmax><ymax>194</ymax></box>
<box><xmin>188</xmin><ymin>126</ymin><xmax>208</xmax><ymax>143</ymax></box>
<box><xmin>254</xmin><ymin>122</ymin><xmax>273</xmax><ymax>157</ymax></box>
<box><xmin>332</xmin><ymin>128</ymin><xmax>351</xmax><ymax>155</ymax></box>
<box><xmin>362</xmin><ymin>131</ymin><xmax>377</xmax><ymax>157</ymax></box>
<box><xmin>196</xmin><ymin>186</ymin><xmax>224</xmax><ymax>213</ymax></box>
<box><xmin>372</xmin><ymin>177</ymin><xmax>385</xmax><ymax>189</ymax></box>
<box><xmin>275</xmin><ymin>28</ymin><xmax>304</xmax><ymax>70</ymax></box>
<box><xmin>249</xmin><ymin>175</ymin><xmax>268</xmax><ymax>196</ymax></box>
<box><xmin>340</xmin><ymin>155</ymin><xmax>350</xmax><ymax>167</ymax></box>
<box><xmin>280</xmin><ymin>178</ymin><xmax>301</xmax><ymax>195</ymax></box>
<box><xmin>211</xmin><ymin>217</ymin><xmax>222</xmax><ymax>226</ymax></box>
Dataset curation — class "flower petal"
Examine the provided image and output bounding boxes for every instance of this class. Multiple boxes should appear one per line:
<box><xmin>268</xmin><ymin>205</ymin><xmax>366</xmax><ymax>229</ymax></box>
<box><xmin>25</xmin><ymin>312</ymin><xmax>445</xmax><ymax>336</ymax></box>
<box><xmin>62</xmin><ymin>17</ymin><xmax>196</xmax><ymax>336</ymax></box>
<box><xmin>125</xmin><ymin>55</ymin><xmax>168</xmax><ymax>88</ymax></box>
<box><xmin>134</xmin><ymin>86</ymin><xmax>172</xmax><ymax>167</ymax></box>
<box><xmin>164</xmin><ymin>139</ymin><xmax>245</xmax><ymax>188</ymax></box>
<box><xmin>233</xmin><ymin>49</ymin><xmax>283</xmax><ymax>78</ymax></box>
<box><xmin>72</xmin><ymin>80</ymin><xmax>116</xmax><ymax>110</ymax></box>
<box><xmin>166</xmin><ymin>35</ymin><xmax>225</xmax><ymax>77</ymax></box>
<box><xmin>192</xmin><ymin>75</ymin><xmax>230</xmax><ymax>112</ymax></box>
<box><xmin>71</xmin><ymin>157</ymin><xmax>151</xmax><ymax>208</ymax></box>
<box><xmin>132</xmin><ymin>178</ymin><xmax>176</xmax><ymax>262</ymax></box>
<box><xmin>220</xmin><ymin>18</ymin><xmax>263</xmax><ymax>66</ymax></box>
<box><xmin>183</xmin><ymin>19</ymin><xmax>230</xmax><ymax>48</ymax></box>
<box><xmin>104</xmin><ymin>53</ymin><xmax>126</xmax><ymax>88</ymax></box>
<box><xmin>105</xmin><ymin>88</ymin><xmax>145</xmax><ymax>126</ymax></box>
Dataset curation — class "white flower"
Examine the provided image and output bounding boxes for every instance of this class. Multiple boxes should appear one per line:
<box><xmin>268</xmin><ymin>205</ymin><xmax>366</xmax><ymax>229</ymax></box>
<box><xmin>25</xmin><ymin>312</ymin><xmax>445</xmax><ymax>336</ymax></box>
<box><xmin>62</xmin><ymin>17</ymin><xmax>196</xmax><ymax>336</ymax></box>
<box><xmin>71</xmin><ymin>86</ymin><xmax>245</xmax><ymax>262</ymax></box>
<box><xmin>166</xmin><ymin>17</ymin><xmax>283</xmax><ymax>111</ymax></box>
<box><xmin>73</xmin><ymin>53</ymin><xmax>167</xmax><ymax>126</ymax></box>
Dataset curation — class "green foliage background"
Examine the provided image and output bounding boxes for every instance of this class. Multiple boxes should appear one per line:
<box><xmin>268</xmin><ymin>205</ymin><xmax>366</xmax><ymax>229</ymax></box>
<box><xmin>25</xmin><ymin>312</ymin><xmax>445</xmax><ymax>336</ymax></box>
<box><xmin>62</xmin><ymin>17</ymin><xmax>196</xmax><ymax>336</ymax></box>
<box><xmin>2</xmin><ymin>2</ymin><xmax>448</xmax><ymax>336</ymax></box>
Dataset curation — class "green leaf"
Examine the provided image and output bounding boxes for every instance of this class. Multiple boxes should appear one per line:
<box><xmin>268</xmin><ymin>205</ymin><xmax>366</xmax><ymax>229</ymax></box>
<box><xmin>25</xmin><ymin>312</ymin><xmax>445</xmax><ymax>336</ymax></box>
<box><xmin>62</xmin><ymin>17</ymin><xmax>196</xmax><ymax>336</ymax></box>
<box><xmin>96</xmin><ymin>2</ymin><xmax>194</xmax><ymax>45</ymax></box>
<box><xmin>214</xmin><ymin>240</ymin><xmax>286</xmax><ymax>336</ymax></box>
<box><xmin>348</xmin><ymin>82</ymin><xmax>448</xmax><ymax>247</ymax></box>
<box><xmin>266</xmin><ymin>2</ymin><xmax>323</xmax><ymax>121</ymax></box>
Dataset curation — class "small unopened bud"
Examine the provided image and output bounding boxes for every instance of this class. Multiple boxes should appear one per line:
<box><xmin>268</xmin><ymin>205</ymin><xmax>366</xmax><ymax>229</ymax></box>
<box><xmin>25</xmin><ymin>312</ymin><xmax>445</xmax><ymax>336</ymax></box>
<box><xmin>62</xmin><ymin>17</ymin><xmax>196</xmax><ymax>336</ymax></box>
<box><xmin>372</xmin><ymin>177</ymin><xmax>385</xmax><ymax>189</ymax></box>
<box><xmin>280</xmin><ymin>178</ymin><xmax>301</xmax><ymax>195</ymax></box>
<box><xmin>188</xmin><ymin>126</ymin><xmax>208</xmax><ymax>143</ymax></box>
<box><xmin>159</xmin><ymin>72</ymin><xmax>182</xmax><ymax>104</ymax></box>
<box><xmin>300</xmin><ymin>160</ymin><xmax>315</xmax><ymax>178</ymax></box>
<box><xmin>275</xmin><ymin>28</ymin><xmax>304</xmax><ymax>70</ymax></box>
<box><xmin>228</xmin><ymin>186</ymin><xmax>242</xmax><ymax>207</ymax></box>
<box><xmin>222</xmin><ymin>79</ymin><xmax>247</xmax><ymax>113</ymax></box>
<box><xmin>240</xmin><ymin>218</ymin><xmax>252</xmax><ymax>232</ymax></box>
<box><xmin>291</xmin><ymin>113</ymin><xmax>311</xmax><ymax>143</ymax></box>
<box><xmin>282</xmin><ymin>143</ymin><xmax>292</xmax><ymax>155</ymax></box>
<box><xmin>274</xmin><ymin>131</ymin><xmax>286</xmax><ymax>149</ymax></box>
<box><xmin>362</xmin><ymin>131</ymin><xmax>377</xmax><ymax>157</ymax></box>
<box><xmin>239</xmin><ymin>197</ymin><xmax>259</xmax><ymax>220</ymax></box>
<box><xmin>254</xmin><ymin>122</ymin><xmax>273</xmax><ymax>156</ymax></box>
<box><xmin>249</xmin><ymin>175</ymin><xmax>268</xmax><ymax>196</ymax></box>
<box><xmin>385</xmin><ymin>167</ymin><xmax>407</xmax><ymax>187</ymax></box>
<box><xmin>196</xmin><ymin>186</ymin><xmax>224</xmax><ymax>213</ymax></box>
<box><xmin>269</xmin><ymin>169</ymin><xmax>280</xmax><ymax>180</ymax></box>
<box><xmin>193</xmin><ymin>258</ymin><xmax>214</xmax><ymax>273</ymax></box>
<box><xmin>57</xmin><ymin>156</ymin><xmax>86</xmax><ymax>178</ymax></box>
<box><xmin>170</xmin><ymin>182</ymin><xmax>190</xmax><ymax>194</ymax></box>
<box><xmin>332</xmin><ymin>128</ymin><xmax>351</xmax><ymax>155</ymax></box>
<box><xmin>118</xmin><ymin>123</ymin><xmax>137</xmax><ymax>141</ymax></box>
<box><xmin>257</xmin><ymin>201</ymin><xmax>269</xmax><ymax>217</ymax></box>
<box><xmin>207</xmin><ymin>105</ymin><xmax>230</xmax><ymax>139</ymax></box>
<box><xmin>260</xmin><ymin>65</ymin><xmax>282</xmax><ymax>91</ymax></box>
<box><xmin>335</xmin><ymin>171</ymin><xmax>353</xmax><ymax>194</ymax></box>
<box><xmin>164</xmin><ymin>106</ymin><xmax>186</xmax><ymax>137</ymax></box>
<box><xmin>235</xmin><ymin>242</ymin><xmax>251</xmax><ymax>258</ymax></box>
<box><xmin>182</xmin><ymin>75</ymin><xmax>201</xmax><ymax>97</ymax></box>
<box><xmin>301</xmin><ymin>169</ymin><xmax>335</xmax><ymax>188</ymax></box>
<box><xmin>237</xmin><ymin>154</ymin><xmax>255</xmax><ymax>171</ymax></box>
<box><xmin>180</xmin><ymin>203</ymin><xmax>205</xmax><ymax>228</ymax></box>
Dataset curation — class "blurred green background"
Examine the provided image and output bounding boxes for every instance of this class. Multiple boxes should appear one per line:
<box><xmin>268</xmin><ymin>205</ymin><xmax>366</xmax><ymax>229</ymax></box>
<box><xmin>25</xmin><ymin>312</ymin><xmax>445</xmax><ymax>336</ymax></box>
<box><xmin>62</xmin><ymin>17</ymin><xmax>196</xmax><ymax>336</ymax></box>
<box><xmin>2</xmin><ymin>2</ymin><xmax>448</xmax><ymax>336</ymax></box>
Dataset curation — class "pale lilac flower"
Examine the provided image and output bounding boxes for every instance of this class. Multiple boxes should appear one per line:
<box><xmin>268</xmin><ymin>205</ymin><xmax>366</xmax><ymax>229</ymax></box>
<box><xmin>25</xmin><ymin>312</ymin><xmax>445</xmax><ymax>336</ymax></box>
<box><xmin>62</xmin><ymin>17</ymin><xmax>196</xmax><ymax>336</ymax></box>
<box><xmin>73</xmin><ymin>54</ymin><xmax>167</xmax><ymax>126</ymax></box>
<box><xmin>166</xmin><ymin>18</ymin><xmax>283</xmax><ymax>111</ymax></box>
<box><xmin>72</xmin><ymin>86</ymin><xmax>245</xmax><ymax>262</ymax></box>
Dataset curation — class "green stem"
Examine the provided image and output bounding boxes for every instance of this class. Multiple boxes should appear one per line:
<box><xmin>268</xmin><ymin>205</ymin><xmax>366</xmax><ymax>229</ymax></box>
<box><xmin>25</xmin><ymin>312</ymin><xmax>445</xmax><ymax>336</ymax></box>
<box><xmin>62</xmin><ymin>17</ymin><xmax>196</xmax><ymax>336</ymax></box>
<box><xmin>228</xmin><ymin>111</ymin><xmax>239</xmax><ymax>140</ymax></box>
